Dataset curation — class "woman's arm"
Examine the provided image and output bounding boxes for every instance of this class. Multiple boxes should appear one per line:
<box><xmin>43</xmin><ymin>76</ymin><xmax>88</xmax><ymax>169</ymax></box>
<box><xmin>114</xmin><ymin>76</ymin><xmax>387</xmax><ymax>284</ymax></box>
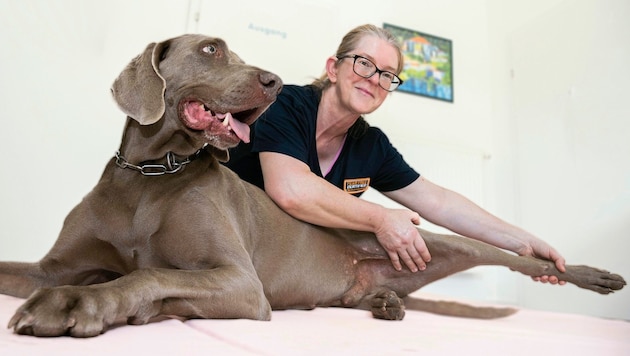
<box><xmin>384</xmin><ymin>176</ymin><xmax>567</xmax><ymax>283</ymax></box>
<box><xmin>260</xmin><ymin>151</ymin><xmax>431</xmax><ymax>272</ymax></box>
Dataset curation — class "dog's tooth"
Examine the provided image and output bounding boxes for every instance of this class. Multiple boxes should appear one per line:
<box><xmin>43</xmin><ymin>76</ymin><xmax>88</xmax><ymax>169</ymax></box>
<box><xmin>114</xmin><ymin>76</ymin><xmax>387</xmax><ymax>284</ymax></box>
<box><xmin>222</xmin><ymin>115</ymin><xmax>230</xmax><ymax>127</ymax></box>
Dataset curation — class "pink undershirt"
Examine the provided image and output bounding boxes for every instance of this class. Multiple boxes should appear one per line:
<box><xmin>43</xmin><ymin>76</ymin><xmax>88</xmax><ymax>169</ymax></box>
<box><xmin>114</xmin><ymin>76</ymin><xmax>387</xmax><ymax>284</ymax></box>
<box><xmin>323</xmin><ymin>134</ymin><xmax>347</xmax><ymax>177</ymax></box>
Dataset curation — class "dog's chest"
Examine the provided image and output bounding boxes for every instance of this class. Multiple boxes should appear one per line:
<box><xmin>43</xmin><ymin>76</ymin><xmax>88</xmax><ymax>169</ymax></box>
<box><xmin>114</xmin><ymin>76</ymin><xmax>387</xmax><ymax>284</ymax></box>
<box><xmin>88</xmin><ymin>182</ymin><xmax>185</xmax><ymax>268</ymax></box>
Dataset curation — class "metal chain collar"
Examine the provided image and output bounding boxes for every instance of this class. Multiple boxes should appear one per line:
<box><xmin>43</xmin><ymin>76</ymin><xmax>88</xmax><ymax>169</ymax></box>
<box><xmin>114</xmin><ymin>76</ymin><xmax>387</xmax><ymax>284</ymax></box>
<box><xmin>114</xmin><ymin>145</ymin><xmax>207</xmax><ymax>176</ymax></box>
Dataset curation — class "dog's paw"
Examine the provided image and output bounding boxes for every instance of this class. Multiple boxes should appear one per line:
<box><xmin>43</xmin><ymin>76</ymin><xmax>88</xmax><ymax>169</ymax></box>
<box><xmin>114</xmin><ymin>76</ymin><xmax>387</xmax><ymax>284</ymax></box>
<box><xmin>370</xmin><ymin>290</ymin><xmax>405</xmax><ymax>320</ymax></box>
<box><xmin>567</xmin><ymin>265</ymin><xmax>626</xmax><ymax>294</ymax></box>
<box><xmin>8</xmin><ymin>285</ymin><xmax>119</xmax><ymax>337</ymax></box>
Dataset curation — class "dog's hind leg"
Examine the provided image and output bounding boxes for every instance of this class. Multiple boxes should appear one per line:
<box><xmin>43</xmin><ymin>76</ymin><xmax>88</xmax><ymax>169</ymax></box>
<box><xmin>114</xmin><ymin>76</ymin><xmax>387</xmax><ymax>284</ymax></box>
<box><xmin>419</xmin><ymin>230</ymin><xmax>626</xmax><ymax>295</ymax></box>
<box><xmin>349</xmin><ymin>229</ymin><xmax>624</xmax><ymax>320</ymax></box>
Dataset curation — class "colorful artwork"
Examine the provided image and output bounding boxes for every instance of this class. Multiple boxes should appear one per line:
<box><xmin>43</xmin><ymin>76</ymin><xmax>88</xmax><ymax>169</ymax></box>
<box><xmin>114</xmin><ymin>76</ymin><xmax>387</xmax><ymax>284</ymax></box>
<box><xmin>384</xmin><ymin>23</ymin><xmax>453</xmax><ymax>102</ymax></box>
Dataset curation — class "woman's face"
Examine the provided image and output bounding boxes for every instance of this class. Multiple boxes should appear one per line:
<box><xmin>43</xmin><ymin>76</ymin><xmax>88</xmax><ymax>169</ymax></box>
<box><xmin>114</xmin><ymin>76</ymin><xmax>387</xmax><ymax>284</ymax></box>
<box><xmin>329</xmin><ymin>35</ymin><xmax>400</xmax><ymax>115</ymax></box>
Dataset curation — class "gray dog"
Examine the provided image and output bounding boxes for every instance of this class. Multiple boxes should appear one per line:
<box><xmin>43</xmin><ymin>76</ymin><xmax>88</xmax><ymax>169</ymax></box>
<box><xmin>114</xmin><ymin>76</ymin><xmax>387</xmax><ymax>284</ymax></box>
<box><xmin>0</xmin><ymin>34</ymin><xmax>625</xmax><ymax>337</ymax></box>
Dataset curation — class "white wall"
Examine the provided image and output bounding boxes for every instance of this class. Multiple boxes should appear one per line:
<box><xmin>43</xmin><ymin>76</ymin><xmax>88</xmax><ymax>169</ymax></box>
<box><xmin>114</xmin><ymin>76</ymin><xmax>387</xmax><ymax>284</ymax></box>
<box><xmin>488</xmin><ymin>0</ymin><xmax>630</xmax><ymax>320</ymax></box>
<box><xmin>0</xmin><ymin>0</ymin><xmax>627</xmax><ymax>319</ymax></box>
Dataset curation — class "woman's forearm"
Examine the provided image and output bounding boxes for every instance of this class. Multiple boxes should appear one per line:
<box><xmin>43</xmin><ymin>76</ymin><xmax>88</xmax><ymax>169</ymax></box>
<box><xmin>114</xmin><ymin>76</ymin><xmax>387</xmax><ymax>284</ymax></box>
<box><xmin>386</xmin><ymin>176</ymin><xmax>531</xmax><ymax>253</ymax></box>
<box><xmin>260</xmin><ymin>152</ymin><xmax>386</xmax><ymax>233</ymax></box>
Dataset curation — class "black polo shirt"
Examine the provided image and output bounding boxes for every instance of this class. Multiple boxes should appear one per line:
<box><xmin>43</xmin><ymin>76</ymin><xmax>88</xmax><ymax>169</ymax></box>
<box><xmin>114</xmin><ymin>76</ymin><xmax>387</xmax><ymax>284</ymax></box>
<box><xmin>224</xmin><ymin>85</ymin><xmax>419</xmax><ymax>196</ymax></box>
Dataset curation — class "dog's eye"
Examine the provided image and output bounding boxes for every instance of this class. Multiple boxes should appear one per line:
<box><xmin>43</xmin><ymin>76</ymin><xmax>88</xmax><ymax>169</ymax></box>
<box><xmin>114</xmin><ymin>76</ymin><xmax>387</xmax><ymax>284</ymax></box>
<box><xmin>202</xmin><ymin>44</ymin><xmax>217</xmax><ymax>54</ymax></box>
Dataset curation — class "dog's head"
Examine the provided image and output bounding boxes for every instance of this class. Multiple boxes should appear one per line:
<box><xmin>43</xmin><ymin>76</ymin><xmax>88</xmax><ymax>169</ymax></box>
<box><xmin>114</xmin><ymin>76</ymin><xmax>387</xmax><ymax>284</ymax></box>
<box><xmin>111</xmin><ymin>34</ymin><xmax>282</xmax><ymax>154</ymax></box>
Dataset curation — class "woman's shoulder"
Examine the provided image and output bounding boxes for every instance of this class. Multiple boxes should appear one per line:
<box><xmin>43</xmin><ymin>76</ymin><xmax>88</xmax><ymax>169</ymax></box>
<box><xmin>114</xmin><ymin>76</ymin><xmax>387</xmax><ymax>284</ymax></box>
<box><xmin>269</xmin><ymin>84</ymin><xmax>319</xmax><ymax>119</ymax></box>
<box><xmin>279</xmin><ymin>84</ymin><xmax>319</xmax><ymax>103</ymax></box>
<box><xmin>258</xmin><ymin>85</ymin><xmax>318</xmax><ymax>130</ymax></box>
<box><xmin>360</xmin><ymin>125</ymin><xmax>390</xmax><ymax>142</ymax></box>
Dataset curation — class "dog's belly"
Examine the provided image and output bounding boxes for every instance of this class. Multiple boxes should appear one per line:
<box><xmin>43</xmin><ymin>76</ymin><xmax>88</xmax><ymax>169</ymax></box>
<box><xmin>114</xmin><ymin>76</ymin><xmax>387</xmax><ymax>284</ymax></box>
<box><xmin>251</xmin><ymin>224</ymin><xmax>390</xmax><ymax>309</ymax></box>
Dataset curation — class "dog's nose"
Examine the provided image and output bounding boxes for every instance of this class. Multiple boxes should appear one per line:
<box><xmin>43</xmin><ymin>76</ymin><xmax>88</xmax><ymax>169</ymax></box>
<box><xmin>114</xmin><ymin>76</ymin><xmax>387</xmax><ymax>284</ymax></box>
<box><xmin>259</xmin><ymin>72</ymin><xmax>282</xmax><ymax>96</ymax></box>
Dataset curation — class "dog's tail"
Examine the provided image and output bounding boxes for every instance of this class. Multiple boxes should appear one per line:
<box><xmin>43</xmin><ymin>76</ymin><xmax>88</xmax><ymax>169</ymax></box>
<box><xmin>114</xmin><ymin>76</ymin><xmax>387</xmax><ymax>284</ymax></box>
<box><xmin>402</xmin><ymin>296</ymin><xmax>518</xmax><ymax>319</ymax></box>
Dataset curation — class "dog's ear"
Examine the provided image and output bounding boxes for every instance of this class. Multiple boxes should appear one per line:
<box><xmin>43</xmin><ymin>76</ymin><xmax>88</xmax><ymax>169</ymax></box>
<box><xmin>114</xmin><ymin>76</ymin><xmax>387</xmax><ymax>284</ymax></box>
<box><xmin>111</xmin><ymin>40</ymin><xmax>169</xmax><ymax>125</ymax></box>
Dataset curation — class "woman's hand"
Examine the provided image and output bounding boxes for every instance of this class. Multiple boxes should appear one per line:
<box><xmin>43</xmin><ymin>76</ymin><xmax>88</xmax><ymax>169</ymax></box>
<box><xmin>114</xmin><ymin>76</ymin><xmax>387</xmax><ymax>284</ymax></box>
<box><xmin>373</xmin><ymin>208</ymin><xmax>432</xmax><ymax>272</ymax></box>
<box><xmin>517</xmin><ymin>238</ymin><xmax>567</xmax><ymax>285</ymax></box>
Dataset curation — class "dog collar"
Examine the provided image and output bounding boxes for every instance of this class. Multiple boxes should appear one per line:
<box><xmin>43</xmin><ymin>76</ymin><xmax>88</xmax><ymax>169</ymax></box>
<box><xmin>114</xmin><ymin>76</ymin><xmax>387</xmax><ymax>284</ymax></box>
<box><xmin>114</xmin><ymin>144</ymin><xmax>208</xmax><ymax>176</ymax></box>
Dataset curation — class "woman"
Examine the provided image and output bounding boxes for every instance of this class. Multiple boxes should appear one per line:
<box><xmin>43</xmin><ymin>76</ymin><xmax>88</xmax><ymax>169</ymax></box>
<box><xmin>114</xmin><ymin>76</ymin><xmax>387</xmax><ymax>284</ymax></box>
<box><xmin>225</xmin><ymin>24</ymin><xmax>565</xmax><ymax>283</ymax></box>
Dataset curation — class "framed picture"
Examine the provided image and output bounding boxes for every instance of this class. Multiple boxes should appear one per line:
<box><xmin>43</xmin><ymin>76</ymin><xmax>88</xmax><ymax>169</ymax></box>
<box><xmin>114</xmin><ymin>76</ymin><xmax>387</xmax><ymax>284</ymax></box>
<box><xmin>384</xmin><ymin>23</ymin><xmax>453</xmax><ymax>102</ymax></box>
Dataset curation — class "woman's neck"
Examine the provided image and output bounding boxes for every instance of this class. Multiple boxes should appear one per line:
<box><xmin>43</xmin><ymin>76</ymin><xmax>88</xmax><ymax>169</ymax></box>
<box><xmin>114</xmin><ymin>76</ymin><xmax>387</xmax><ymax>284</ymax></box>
<box><xmin>317</xmin><ymin>87</ymin><xmax>358</xmax><ymax>140</ymax></box>
<box><xmin>315</xmin><ymin>87</ymin><xmax>354</xmax><ymax>175</ymax></box>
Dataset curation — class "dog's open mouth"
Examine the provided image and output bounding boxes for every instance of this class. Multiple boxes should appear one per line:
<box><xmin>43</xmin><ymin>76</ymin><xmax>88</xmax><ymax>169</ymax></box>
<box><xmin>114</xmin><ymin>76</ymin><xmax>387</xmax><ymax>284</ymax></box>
<box><xmin>180</xmin><ymin>100</ymin><xmax>257</xmax><ymax>143</ymax></box>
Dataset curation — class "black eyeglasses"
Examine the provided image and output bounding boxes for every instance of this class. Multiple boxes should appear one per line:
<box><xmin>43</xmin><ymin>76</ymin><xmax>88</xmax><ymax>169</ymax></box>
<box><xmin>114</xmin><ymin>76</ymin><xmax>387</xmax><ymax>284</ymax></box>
<box><xmin>338</xmin><ymin>54</ymin><xmax>403</xmax><ymax>92</ymax></box>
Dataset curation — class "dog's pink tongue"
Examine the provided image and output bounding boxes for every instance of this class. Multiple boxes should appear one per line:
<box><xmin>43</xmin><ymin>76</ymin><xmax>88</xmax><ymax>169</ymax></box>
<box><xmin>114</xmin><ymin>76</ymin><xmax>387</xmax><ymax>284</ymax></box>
<box><xmin>227</xmin><ymin>113</ymin><xmax>250</xmax><ymax>143</ymax></box>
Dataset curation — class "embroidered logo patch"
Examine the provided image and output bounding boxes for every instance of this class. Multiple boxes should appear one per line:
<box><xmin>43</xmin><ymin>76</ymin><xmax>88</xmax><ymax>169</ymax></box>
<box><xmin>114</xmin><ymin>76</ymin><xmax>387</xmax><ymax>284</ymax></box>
<box><xmin>343</xmin><ymin>178</ymin><xmax>370</xmax><ymax>194</ymax></box>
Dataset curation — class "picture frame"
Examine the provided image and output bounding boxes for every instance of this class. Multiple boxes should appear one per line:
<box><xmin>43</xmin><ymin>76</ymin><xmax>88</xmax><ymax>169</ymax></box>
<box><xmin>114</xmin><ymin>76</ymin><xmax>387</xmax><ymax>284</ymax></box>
<box><xmin>384</xmin><ymin>23</ymin><xmax>454</xmax><ymax>102</ymax></box>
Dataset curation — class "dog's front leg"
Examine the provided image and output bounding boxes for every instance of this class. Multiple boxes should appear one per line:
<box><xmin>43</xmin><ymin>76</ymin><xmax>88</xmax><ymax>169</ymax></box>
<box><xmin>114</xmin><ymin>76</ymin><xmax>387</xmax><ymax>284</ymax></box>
<box><xmin>0</xmin><ymin>198</ymin><xmax>124</xmax><ymax>299</ymax></box>
<box><xmin>9</xmin><ymin>267</ymin><xmax>270</xmax><ymax>337</ymax></box>
<box><xmin>0</xmin><ymin>262</ymin><xmax>47</xmax><ymax>298</ymax></box>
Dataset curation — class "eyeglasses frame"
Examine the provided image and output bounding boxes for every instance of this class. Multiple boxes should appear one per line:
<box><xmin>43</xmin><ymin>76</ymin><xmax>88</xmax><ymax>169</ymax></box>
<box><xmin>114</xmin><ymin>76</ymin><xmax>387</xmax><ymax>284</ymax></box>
<box><xmin>337</xmin><ymin>54</ymin><xmax>404</xmax><ymax>92</ymax></box>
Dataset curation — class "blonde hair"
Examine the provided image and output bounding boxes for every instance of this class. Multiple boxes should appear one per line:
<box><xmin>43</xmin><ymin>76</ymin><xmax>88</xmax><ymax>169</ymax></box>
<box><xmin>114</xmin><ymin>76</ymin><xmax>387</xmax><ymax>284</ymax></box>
<box><xmin>312</xmin><ymin>24</ymin><xmax>403</xmax><ymax>90</ymax></box>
